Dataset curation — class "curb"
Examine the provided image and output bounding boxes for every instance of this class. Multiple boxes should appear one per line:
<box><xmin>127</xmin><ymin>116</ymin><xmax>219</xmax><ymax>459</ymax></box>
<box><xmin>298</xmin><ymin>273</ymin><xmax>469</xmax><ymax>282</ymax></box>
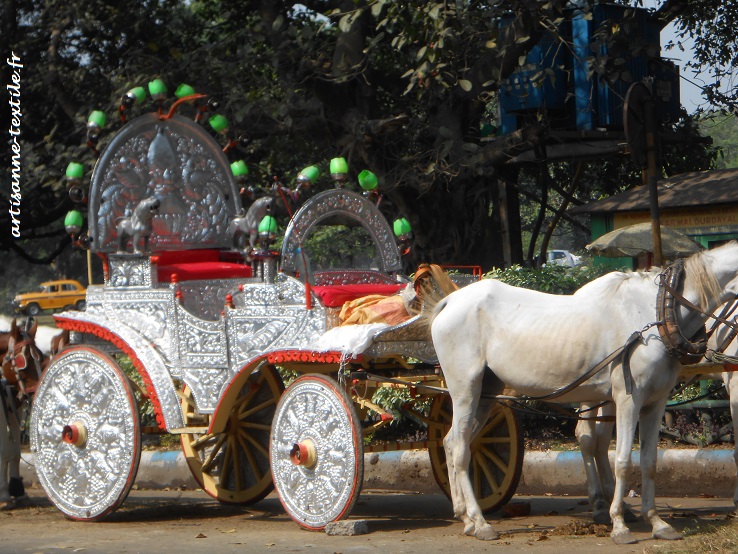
<box><xmin>20</xmin><ymin>448</ymin><xmax>737</xmax><ymax>497</ymax></box>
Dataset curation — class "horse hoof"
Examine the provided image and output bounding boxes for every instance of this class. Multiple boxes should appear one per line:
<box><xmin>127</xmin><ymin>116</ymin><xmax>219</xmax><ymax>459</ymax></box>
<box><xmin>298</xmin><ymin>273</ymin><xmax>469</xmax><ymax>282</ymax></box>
<box><xmin>593</xmin><ymin>511</ymin><xmax>611</xmax><ymax>525</ymax></box>
<box><xmin>611</xmin><ymin>530</ymin><xmax>637</xmax><ymax>545</ymax></box>
<box><xmin>475</xmin><ymin>525</ymin><xmax>500</xmax><ymax>541</ymax></box>
<box><xmin>0</xmin><ymin>500</ymin><xmax>14</xmax><ymax>511</ymax></box>
<box><xmin>463</xmin><ymin>523</ymin><xmax>475</xmax><ymax>537</ymax></box>
<box><xmin>653</xmin><ymin>526</ymin><xmax>683</xmax><ymax>541</ymax></box>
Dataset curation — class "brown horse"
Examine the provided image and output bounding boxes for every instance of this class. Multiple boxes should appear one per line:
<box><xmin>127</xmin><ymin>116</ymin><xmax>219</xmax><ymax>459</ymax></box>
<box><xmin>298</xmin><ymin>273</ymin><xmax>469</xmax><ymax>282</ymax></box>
<box><xmin>0</xmin><ymin>318</ymin><xmax>53</xmax><ymax>509</ymax></box>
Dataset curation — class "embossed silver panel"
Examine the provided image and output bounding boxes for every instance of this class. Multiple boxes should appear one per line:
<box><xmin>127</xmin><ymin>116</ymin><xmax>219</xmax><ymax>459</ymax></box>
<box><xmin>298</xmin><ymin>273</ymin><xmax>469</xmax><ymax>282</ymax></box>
<box><xmin>226</xmin><ymin>275</ymin><xmax>327</xmax><ymax>371</ymax></box>
<box><xmin>107</xmin><ymin>255</ymin><xmax>155</xmax><ymax>287</ymax></box>
<box><xmin>281</xmin><ymin>189</ymin><xmax>402</xmax><ymax>275</ymax></box>
<box><xmin>30</xmin><ymin>348</ymin><xmax>140</xmax><ymax>520</ymax></box>
<box><xmin>270</xmin><ymin>376</ymin><xmax>362</xmax><ymax>528</ymax></box>
<box><xmin>89</xmin><ymin>114</ymin><xmax>242</xmax><ymax>253</ymax></box>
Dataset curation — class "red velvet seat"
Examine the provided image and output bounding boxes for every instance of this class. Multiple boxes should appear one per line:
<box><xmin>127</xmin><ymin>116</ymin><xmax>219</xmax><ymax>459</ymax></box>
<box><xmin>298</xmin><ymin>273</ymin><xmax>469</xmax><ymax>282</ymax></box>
<box><xmin>152</xmin><ymin>250</ymin><xmax>253</xmax><ymax>282</ymax></box>
<box><xmin>311</xmin><ymin>284</ymin><xmax>404</xmax><ymax>308</ymax></box>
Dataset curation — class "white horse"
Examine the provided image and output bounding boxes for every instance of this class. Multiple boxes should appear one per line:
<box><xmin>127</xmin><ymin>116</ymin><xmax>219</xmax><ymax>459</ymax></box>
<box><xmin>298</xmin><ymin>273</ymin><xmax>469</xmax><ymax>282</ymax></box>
<box><xmin>575</xmin><ymin>302</ymin><xmax>738</xmax><ymax>524</ymax></box>
<box><xmin>427</xmin><ymin>242</ymin><xmax>738</xmax><ymax>544</ymax></box>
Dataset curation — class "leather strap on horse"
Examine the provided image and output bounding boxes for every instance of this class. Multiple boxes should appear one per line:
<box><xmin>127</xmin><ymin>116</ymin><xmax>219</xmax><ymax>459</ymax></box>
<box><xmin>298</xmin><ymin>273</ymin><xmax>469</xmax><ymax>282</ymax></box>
<box><xmin>656</xmin><ymin>259</ymin><xmax>709</xmax><ymax>364</ymax></box>
<box><xmin>656</xmin><ymin>260</ymin><xmax>738</xmax><ymax>364</ymax></box>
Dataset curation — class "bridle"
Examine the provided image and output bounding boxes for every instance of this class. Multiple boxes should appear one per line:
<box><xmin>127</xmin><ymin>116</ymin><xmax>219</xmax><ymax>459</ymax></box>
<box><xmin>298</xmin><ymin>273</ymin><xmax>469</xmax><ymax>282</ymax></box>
<box><xmin>2</xmin><ymin>324</ymin><xmax>43</xmax><ymax>401</ymax></box>
<box><xmin>656</xmin><ymin>258</ymin><xmax>738</xmax><ymax>364</ymax></box>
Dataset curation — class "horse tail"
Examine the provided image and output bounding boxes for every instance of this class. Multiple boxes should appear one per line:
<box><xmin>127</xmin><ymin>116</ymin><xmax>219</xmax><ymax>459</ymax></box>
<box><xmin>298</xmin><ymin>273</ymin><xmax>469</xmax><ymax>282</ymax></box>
<box><xmin>414</xmin><ymin>264</ymin><xmax>458</xmax><ymax>334</ymax></box>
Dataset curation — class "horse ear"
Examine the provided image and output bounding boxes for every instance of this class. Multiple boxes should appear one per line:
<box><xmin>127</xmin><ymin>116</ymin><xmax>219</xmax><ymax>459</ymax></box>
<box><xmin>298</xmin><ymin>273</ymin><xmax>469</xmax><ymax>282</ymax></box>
<box><xmin>27</xmin><ymin>319</ymin><xmax>38</xmax><ymax>338</ymax></box>
<box><xmin>10</xmin><ymin>318</ymin><xmax>17</xmax><ymax>333</ymax></box>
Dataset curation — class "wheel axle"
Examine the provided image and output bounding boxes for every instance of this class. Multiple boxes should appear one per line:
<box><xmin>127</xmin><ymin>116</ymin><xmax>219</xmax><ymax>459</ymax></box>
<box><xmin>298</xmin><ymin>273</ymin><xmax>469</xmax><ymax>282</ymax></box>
<box><xmin>290</xmin><ymin>439</ymin><xmax>317</xmax><ymax>468</ymax></box>
<box><xmin>62</xmin><ymin>421</ymin><xmax>88</xmax><ymax>447</ymax></box>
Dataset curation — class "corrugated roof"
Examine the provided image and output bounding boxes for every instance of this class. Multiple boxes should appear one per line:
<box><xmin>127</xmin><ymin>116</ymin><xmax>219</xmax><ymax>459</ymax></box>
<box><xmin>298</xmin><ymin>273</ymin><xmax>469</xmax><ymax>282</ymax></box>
<box><xmin>569</xmin><ymin>168</ymin><xmax>738</xmax><ymax>214</ymax></box>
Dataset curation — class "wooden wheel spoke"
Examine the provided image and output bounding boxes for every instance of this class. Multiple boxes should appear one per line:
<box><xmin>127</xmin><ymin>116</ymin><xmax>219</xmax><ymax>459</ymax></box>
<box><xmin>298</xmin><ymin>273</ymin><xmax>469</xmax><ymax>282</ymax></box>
<box><xmin>237</xmin><ymin>427</ymin><xmax>269</xmax><ymax>458</ymax></box>
<box><xmin>239</xmin><ymin>397</ymin><xmax>277</xmax><ymax>420</ymax></box>
<box><xmin>241</xmin><ymin>421</ymin><xmax>271</xmax><ymax>431</ymax></box>
<box><xmin>474</xmin><ymin>451</ymin><xmax>500</xmax><ymax>493</ymax></box>
<box><xmin>202</xmin><ymin>433</ymin><xmax>227</xmax><ymax>474</ymax></box>
<box><xmin>191</xmin><ymin>432</ymin><xmax>217</xmax><ymax>451</ymax></box>
<box><xmin>237</xmin><ymin>433</ymin><xmax>262</xmax><ymax>482</ymax></box>
<box><xmin>482</xmin><ymin>411</ymin><xmax>505</xmax><ymax>433</ymax></box>
<box><xmin>226</xmin><ymin>434</ymin><xmax>242</xmax><ymax>492</ymax></box>
<box><xmin>478</xmin><ymin>444</ymin><xmax>509</xmax><ymax>474</ymax></box>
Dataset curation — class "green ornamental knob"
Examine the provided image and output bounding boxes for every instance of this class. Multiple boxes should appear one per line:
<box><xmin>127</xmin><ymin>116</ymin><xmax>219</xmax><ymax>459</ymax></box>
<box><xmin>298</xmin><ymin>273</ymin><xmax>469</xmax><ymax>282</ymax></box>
<box><xmin>209</xmin><ymin>114</ymin><xmax>229</xmax><ymax>133</ymax></box>
<box><xmin>330</xmin><ymin>157</ymin><xmax>348</xmax><ymax>175</ymax></box>
<box><xmin>231</xmin><ymin>160</ymin><xmax>249</xmax><ymax>177</ymax></box>
<box><xmin>175</xmin><ymin>83</ymin><xmax>196</xmax><ymax>98</ymax></box>
<box><xmin>258</xmin><ymin>215</ymin><xmax>278</xmax><ymax>236</ymax></box>
<box><xmin>65</xmin><ymin>162</ymin><xmax>84</xmax><ymax>180</ymax></box>
<box><xmin>64</xmin><ymin>210</ymin><xmax>84</xmax><ymax>235</ymax></box>
<box><xmin>148</xmin><ymin>78</ymin><xmax>167</xmax><ymax>99</ymax></box>
<box><xmin>297</xmin><ymin>165</ymin><xmax>320</xmax><ymax>184</ymax></box>
<box><xmin>358</xmin><ymin>169</ymin><xmax>378</xmax><ymax>191</ymax></box>
<box><xmin>393</xmin><ymin>217</ymin><xmax>412</xmax><ymax>237</ymax></box>
<box><xmin>129</xmin><ymin>86</ymin><xmax>146</xmax><ymax>104</ymax></box>
<box><xmin>87</xmin><ymin>110</ymin><xmax>107</xmax><ymax>130</ymax></box>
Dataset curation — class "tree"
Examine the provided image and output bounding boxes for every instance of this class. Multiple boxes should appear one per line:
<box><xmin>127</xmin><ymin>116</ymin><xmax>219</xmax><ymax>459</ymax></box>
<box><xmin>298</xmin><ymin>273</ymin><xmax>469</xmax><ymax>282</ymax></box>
<box><xmin>0</xmin><ymin>0</ymin><xmax>726</xmax><ymax>279</ymax></box>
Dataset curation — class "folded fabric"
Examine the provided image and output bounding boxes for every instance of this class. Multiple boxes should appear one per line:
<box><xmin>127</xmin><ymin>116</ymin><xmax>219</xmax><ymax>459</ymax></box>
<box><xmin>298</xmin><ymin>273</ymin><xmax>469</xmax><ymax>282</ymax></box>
<box><xmin>316</xmin><ymin>323</ymin><xmax>389</xmax><ymax>356</ymax></box>
<box><xmin>339</xmin><ymin>294</ymin><xmax>411</xmax><ymax>326</ymax></box>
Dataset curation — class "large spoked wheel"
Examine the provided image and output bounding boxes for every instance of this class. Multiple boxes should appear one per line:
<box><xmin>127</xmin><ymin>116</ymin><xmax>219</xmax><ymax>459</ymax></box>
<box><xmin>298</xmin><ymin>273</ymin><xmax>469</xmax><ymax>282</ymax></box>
<box><xmin>270</xmin><ymin>374</ymin><xmax>363</xmax><ymax>530</ymax></box>
<box><xmin>180</xmin><ymin>364</ymin><xmax>283</xmax><ymax>504</ymax></box>
<box><xmin>30</xmin><ymin>347</ymin><xmax>141</xmax><ymax>521</ymax></box>
<box><xmin>428</xmin><ymin>395</ymin><xmax>524</xmax><ymax>513</ymax></box>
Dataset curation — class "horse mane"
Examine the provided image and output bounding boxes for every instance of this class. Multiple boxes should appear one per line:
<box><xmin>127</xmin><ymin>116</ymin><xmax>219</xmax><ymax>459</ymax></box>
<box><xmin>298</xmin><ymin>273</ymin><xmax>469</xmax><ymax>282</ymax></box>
<box><xmin>685</xmin><ymin>248</ymin><xmax>722</xmax><ymax>311</ymax></box>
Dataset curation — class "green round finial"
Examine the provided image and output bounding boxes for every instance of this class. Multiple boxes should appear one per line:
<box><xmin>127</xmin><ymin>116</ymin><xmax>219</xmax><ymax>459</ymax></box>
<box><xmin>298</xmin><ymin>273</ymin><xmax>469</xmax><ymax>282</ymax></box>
<box><xmin>209</xmin><ymin>114</ymin><xmax>229</xmax><ymax>133</ymax></box>
<box><xmin>358</xmin><ymin>169</ymin><xmax>378</xmax><ymax>191</ymax></box>
<box><xmin>87</xmin><ymin>111</ymin><xmax>107</xmax><ymax>129</ymax></box>
<box><xmin>65</xmin><ymin>162</ymin><xmax>84</xmax><ymax>180</ymax></box>
<box><xmin>148</xmin><ymin>78</ymin><xmax>168</xmax><ymax>99</ymax></box>
<box><xmin>175</xmin><ymin>83</ymin><xmax>196</xmax><ymax>98</ymax></box>
<box><xmin>231</xmin><ymin>160</ymin><xmax>249</xmax><ymax>177</ymax></box>
<box><xmin>330</xmin><ymin>157</ymin><xmax>348</xmax><ymax>175</ymax></box>
<box><xmin>129</xmin><ymin>86</ymin><xmax>146</xmax><ymax>104</ymax></box>
<box><xmin>298</xmin><ymin>165</ymin><xmax>320</xmax><ymax>183</ymax></box>
<box><xmin>393</xmin><ymin>217</ymin><xmax>412</xmax><ymax>238</ymax></box>
<box><xmin>64</xmin><ymin>210</ymin><xmax>84</xmax><ymax>235</ymax></box>
<box><xmin>258</xmin><ymin>215</ymin><xmax>278</xmax><ymax>236</ymax></box>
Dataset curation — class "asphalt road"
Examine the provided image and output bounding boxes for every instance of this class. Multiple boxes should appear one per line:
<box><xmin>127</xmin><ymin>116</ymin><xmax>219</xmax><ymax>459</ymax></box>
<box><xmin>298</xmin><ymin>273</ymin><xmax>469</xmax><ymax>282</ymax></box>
<box><xmin>2</xmin><ymin>487</ymin><xmax>735</xmax><ymax>554</ymax></box>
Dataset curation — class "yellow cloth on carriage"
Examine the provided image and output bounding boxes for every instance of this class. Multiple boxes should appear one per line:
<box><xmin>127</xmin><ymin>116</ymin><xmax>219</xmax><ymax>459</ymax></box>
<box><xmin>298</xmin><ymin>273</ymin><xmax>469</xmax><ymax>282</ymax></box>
<box><xmin>338</xmin><ymin>293</ymin><xmax>411</xmax><ymax>326</ymax></box>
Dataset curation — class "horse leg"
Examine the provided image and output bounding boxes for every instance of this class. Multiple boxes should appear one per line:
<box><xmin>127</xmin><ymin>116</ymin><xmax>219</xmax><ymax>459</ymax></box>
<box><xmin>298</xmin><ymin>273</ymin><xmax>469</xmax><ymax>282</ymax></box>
<box><xmin>609</xmin><ymin>395</ymin><xmax>639</xmax><ymax>545</ymax></box>
<box><xmin>6</xmin><ymin>409</ymin><xmax>23</xmax><ymax>500</ymax></box>
<box><xmin>444</xmin><ymin>384</ymin><xmax>498</xmax><ymax>540</ymax></box>
<box><xmin>0</xmin><ymin>400</ymin><xmax>12</xmax><ymax>507</ymax></box>
<box><xmin>639</xmin><ymin>400</ymin><xmax>683</xmax><ymax>541</ymax></box>
<box><xmin>575</xmin><ymin>404</ymin><xmax>610</xmax><ymax>524</ymax></box>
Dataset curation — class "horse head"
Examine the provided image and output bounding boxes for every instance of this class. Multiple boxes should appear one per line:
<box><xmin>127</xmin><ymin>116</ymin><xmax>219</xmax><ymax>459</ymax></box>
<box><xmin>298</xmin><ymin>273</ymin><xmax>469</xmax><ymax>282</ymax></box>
<box><xmin>2</xmin><ymin>318</ymin><xmax>45</xmax><ymax>398</ymax></box>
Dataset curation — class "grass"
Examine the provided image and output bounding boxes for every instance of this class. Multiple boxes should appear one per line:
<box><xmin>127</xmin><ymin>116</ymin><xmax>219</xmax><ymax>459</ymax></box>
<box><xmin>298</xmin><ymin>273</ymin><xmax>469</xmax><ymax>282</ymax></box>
<box><xmin>644</xmin><ymin>519</ymin><xmax>738</xmax><ymax>553</ymax></box>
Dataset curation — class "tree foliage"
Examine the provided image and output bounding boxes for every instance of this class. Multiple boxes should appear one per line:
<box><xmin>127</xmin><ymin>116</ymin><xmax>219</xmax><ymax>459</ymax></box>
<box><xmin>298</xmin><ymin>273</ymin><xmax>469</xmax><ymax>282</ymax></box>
<box><xmin>0</xmin><ymin>0</ymin><xmax>730</xmax><ymax>284</ymax></box>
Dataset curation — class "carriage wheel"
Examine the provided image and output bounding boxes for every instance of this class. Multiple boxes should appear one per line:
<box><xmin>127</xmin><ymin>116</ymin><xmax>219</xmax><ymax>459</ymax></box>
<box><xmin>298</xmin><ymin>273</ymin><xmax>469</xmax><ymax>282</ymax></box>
<box><xmin>29</xmin><ymin>347</ymin><xmax>141</xmax><ymax>521</ymax></box>
<box><xmin>270</xmin><ymin>374</ymin><xmax>363</xmax><ymax>530</ymax></box>
<box><xmin>428</xmin><ymin>395</ymin><xmax>524</xmax><ymax>513</ymax></box>
<box><xmin>180</xmin><ymin>364</ymin><xmax>283</xmax><ymax>504</ymax></box>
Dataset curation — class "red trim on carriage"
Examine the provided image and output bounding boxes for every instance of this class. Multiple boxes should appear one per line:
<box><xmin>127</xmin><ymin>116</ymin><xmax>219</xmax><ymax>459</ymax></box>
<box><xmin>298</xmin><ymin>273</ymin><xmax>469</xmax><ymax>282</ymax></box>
<box><xmin>53</xmin><ymin>317</ymin><xmax>167</xmax><ymax>431</ymax></box>
<box><xmin>151</xmin><ymin>249</ymin><xmax>253</xmax><ymax>282</ymax></box>
<box><xmin>311</xmin><ymin>284</ymin><xmax>404</xmax><ymax>308</ymax></box>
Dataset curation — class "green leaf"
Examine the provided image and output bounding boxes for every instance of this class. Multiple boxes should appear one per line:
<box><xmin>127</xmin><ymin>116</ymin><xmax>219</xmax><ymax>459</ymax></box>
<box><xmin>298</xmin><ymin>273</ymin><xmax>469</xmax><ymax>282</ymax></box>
<box><xmin>417</xmin><ymin>45</ymin><xmax>427</xmax><ymax>60</ymax></box>
<box><xmin>515</xmin><ymin>35</ymin><xmax>530</xmax><ymax>44</ymax></box>
<box><xmin>458</xmin><ymin>79</ymin><xmax>472</xmax><ymax>91</ymax></box>
<box><xmin>485</xmin><ymin>40</ymin><xmax>497</xmax><ymax>49</ymax></box>
<box><xmin>339</xmin><ymin>13</ymin><xmax>353</xmax><ymax>33</ymax></box>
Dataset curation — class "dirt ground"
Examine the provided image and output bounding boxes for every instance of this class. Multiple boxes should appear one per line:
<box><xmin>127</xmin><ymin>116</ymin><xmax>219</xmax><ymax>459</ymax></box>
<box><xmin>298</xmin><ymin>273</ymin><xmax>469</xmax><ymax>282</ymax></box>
<box><xmin>2</xmin><ymin>486</ymin><xmax>737</xmax><ymax>554</ymax></box>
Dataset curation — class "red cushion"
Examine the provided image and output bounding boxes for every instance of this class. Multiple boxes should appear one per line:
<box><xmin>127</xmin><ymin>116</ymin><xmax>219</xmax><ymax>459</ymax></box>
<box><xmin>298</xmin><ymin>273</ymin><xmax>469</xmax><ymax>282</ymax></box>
<box><xmin>153</xmin><ymin>250</ymin><xmax>220</xmax><ymax>265</ymax></box>
<box><xmin>312</xmin><ymin>284</ymin><xmax>404</xmax><ymax>308</ymax></box>
<box><xmin>158</xmin><ymin>261</ymin><xmax>253</xmax><ymax>282</ymax></box>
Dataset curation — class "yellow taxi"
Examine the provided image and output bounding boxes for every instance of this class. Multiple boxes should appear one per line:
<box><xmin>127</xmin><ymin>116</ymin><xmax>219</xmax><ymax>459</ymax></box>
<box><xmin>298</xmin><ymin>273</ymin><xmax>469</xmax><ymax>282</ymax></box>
<box><xmin>13</xmin><ymin>280</ymin><xmax>87</xmax><ymax>315</ymax></box>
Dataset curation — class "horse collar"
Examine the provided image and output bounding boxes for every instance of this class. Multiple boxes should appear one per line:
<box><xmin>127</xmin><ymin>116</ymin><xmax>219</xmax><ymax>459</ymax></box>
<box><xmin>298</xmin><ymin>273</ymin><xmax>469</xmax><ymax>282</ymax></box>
<box><xmin>656</xmin><ymin>259</ymin><xmax>707</xmax><ymax>364</ymax></box>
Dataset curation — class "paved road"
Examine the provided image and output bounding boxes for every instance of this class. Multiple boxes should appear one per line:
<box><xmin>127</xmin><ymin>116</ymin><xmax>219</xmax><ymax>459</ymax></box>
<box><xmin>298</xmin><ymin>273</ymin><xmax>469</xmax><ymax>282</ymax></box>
<box><xmin>2</xmin><ymin>487</ymin><xmax>735</xmax><ymax>553</ymax></box>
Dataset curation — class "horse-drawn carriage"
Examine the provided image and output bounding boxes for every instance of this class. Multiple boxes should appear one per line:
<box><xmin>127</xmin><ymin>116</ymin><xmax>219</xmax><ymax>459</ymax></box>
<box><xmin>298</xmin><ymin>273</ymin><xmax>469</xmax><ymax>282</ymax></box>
<box><xmin>27</xmin><ymin>96</ymin><xmax>738</xmax><ymax>545</ymax></box>
<box><xmin>28</xmin><ymin>107</ymin><xmax>523</xmax><ymax>527</ymax></box>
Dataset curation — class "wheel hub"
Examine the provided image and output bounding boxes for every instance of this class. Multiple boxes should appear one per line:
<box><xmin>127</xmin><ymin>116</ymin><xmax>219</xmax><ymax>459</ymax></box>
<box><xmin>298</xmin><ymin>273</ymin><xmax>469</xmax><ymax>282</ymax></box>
<box><xmin>62</xmin><ymin>421</ymin><xmax>88</xmax><ymax>447</ymax></box>
<box><xmin>290</xmin><ymin>439</ymin><xmax>317</xmax><ymax>468</ymax></box>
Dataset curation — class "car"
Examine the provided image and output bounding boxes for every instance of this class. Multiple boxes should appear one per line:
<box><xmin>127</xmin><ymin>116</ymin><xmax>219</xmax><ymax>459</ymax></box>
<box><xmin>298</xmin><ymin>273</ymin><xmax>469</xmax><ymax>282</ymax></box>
<box><xmin>546</xmin><ymin>249</ymin><xmax>581</xmax><ymax>268</ymax></box>
<box><xmin>12</xmin><ymin>280</ymin><xmax>87</xmax><ymax>316</ymax></box>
